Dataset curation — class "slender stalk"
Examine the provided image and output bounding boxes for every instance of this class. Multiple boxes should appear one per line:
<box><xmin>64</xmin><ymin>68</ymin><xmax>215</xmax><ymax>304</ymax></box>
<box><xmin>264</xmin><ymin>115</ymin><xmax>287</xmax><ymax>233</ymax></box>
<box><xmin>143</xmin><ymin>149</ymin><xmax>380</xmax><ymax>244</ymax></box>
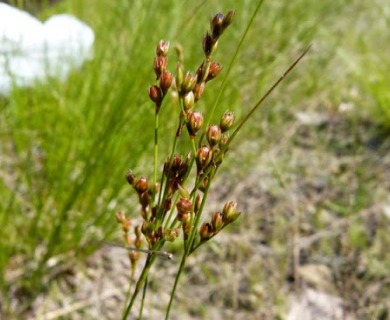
<box><xmin>139</xmin><ymin>277</ymin><xmax>148</xmax><ymax>319</ymax></box>
<box><xmin>165</xmin><ymin>251</ymin><xmax>187</xmax><ymax>320</ymax></box>
<box><xmin>204</xmin><ymin>0</ymin><xmax>265</xmax><ymax>130</ymax></box>
<box><xmin>154</xmin><ymin>110</ymin><xmax>160</xmax><ymax>188</ymax></box>
<box><xmin>227</xmin><ymin>45</ymin><xmax>311</xmax><ymax>148</ymax></box>
<box><xmin>122</xmin><ymin>254</ymin><xmax>156</xmax><ymax>319</ymax></box>
<box><xmin>165</xmin><ymin>173</ymin><xmax>213</xmax><ymax>319</ymax></box>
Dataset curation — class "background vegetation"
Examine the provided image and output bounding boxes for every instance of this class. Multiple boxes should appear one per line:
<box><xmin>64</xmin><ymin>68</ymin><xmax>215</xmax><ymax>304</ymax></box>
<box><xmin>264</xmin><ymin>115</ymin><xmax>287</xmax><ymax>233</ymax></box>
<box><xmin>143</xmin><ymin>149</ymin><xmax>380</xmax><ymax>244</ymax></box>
<box><xmin>0</xmin><ymin>0</ymin><xmax>389</xmax><ymax>318</ymax></box>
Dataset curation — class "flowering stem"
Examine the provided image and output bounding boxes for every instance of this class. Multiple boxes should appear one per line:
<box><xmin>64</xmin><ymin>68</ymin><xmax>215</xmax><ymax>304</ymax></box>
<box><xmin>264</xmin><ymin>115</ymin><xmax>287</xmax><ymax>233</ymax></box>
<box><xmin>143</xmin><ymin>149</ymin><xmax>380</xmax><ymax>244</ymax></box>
<box><xmin>139</xmin><ymin>276</ymin><xmax>148</xmax><ymax>319</ymax></box>
<box><xmin>154</xmin><ymin>110</ymin><xmax>160</xmax><ymax>188</ymax></box>
<box><xmin>122</xmin><ymin>254</ymin><xmax>156</xmax><ymax>319</ymax></box>
<box><xmin>205</xmin><ymin>0</ymin><xmax>265</xmax><ymax>129</ymax></box>
<box><xmin>165</xmin><ymin>172</ymin><xmax>213</xmax><ymax>319</ymax></box>
<box><xmin>228</xmin><ymin>45</ymin><xmax>311</xmax><ymax>148</ymax></box>
<box><xmin>165</xmin><ymin>251</ymin><xmax>187</xmax><ymax>320</ymax></box>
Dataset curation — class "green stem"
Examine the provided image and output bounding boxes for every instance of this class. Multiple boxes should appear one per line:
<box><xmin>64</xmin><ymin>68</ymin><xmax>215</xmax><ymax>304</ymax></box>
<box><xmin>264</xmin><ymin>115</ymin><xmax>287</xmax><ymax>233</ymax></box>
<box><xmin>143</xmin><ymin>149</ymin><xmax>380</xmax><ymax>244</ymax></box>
<box><xmin>139</xmin><ymin>276</ymin><xmax>148</xmax><ymax>319</ymax></box>
<box><xmin>214</xmin><ymin>45</ymin><xmax>312</xmax><ymax>164</ymax></box>
<box><xmin>204</xmin><ymin>0</ymin><xmax>265</xmax><ymax>131</ymax></box>
<box><xmin>165</xmin><ymin>252</ymin><xmax>187</xmax><ymax>320</ymax></box>
<box><xmin>154</xmin><ymin>110</ymin><xmax>159</xmax><ymax>188</ymax></box>
<box><xmin>122</xmin><ymin>254</ymin><xmax>156</xmax><ymax>319</ymax></box>
<box><xmin>165</xmin><ymin>172</ymin><xmax>214</xmax><ymax>319</ymax></box>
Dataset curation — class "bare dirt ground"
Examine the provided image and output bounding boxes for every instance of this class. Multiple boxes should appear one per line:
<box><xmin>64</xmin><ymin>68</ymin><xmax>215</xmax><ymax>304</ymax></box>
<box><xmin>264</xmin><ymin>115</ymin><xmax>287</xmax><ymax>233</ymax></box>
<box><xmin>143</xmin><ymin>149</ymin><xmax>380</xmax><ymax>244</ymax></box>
<box><xmin>11</xmin><ymin>105</ymin><xmax>390</xmax><ymax>320</ymax></box>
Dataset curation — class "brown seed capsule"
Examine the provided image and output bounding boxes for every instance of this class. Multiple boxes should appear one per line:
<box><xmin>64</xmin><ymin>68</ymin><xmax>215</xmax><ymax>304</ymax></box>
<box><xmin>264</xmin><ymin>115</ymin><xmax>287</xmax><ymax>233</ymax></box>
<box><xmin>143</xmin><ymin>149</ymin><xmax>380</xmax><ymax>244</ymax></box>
<box><xmin>176</xmin><ymin>197</ymin><xmax>193</xmax><ymax>215</ymax></box>
<box><xmin>222</xmin><ymin>10</ymin><xmax>235</xmax><ymax>30</ymax></box>
<box><xmin>154</xmin><ymin>56</ymin><xmax>168</xmax><ymax>79</ymax></box>
<box><xmin>160</xmin><ymin>71</ymin><xmax>173</xmax><ymax>95</ymax></box>
<box><xmin>206</xmin><ymin>62</ymin><xmax>222</xmax><ymax>82</ymax></box>
<box><xmin>199</xmin><ymin>222</ymin><xmax>213</xmax><ymax>241</ymax></box>
<box><xmin>134</xmin><ymin>177</ymin><xmax>149</xmax><ymax>194</ymax></box>
<box><xmin>126</xmin><ymin>170</ymin><xmax>136</xmax><ymax>186</ymax></box>
<box><xmin>202</xmin><ymin>31</ymin><xmax>214</xmax><ymax>56</ymax></box>
<box><xmin>193</xmin><ymin>82</ymin><xmax>206</xmax><ymax>101</ymax></box>
<box><xmin>207</xmin><ymin>125</ymin><xmax>222</xmax><ymax>147</ymax></box>
<box><xmin>220</xmin><ymin>111</ymin><xmax>235</xmax><ymax>132</ymax></box>
<box><xmin>148</xmin><ymin>85</ymin><xmax>163</xmax><ymax>105</ymax></box>
<box><xmin>211</xmin><ymin>13</ymin><xmax>224</xmax><ymax>38</ymax></box>
<box><xmin>187</xmin><ymin>111</ymin><xmax>203</xmax><ymax>137</ymax></box>
<box><xmin>156</xmin><ymin>40</ymin><xmax>170</xmax><ymax>57</ymax></box>
<box><xmin>211</xmin><ymin>211</ymin><xmax>223</xmax><ymax>231</ymax></box>
<box><xmin>196</xmin><ymin>145</ymin><xmax>212</xmax><ymax>170</ymax></box>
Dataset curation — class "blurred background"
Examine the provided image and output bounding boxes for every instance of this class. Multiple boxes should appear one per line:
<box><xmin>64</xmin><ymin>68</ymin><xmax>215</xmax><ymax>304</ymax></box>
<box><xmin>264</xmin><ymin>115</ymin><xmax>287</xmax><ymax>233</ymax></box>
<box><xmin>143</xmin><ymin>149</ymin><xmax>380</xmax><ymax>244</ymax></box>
<box><xmin>0</xmin><ymin>0</ymin><xmax>389</xmax><ymax>319</ymax></box>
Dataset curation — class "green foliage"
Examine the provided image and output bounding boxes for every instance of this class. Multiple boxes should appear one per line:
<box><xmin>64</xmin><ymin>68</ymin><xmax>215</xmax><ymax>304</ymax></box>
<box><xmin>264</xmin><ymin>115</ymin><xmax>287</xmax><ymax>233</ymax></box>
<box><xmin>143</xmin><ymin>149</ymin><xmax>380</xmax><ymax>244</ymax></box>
<box><xmin>0</xmin><ymin>0</ymin><xmax>389</xmax><ymax>317</ymax></box>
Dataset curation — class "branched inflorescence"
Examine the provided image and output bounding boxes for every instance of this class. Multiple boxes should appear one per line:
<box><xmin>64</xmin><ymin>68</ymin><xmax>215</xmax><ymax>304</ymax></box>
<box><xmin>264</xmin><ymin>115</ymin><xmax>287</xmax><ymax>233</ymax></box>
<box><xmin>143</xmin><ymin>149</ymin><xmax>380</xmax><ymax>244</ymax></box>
<box><xmin>115</xmin><ymin>8</ymin><xmax>310</xmax><ymax>318</ymax></box>
<box><xmin>117</xmin><ymin>10</ymin><xmax>240</xmax><ymax>272</ymax></box>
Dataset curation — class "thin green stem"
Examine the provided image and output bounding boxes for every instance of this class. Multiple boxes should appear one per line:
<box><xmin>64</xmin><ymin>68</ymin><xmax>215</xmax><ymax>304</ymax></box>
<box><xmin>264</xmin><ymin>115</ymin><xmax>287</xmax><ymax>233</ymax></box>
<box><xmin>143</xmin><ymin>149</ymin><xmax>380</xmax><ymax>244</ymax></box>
<box><xmin>204</xmin><ymin>0</ymin><xmax>265</xmax><ymax>131</ymax></box>
<box><xmin>165</xmin><ymin>252</ymin><xmax>187</xmax><ymax>320</ymax></box>
<box><xmin>165</xmin><ymin>172</ymin><xmax>214</xmax><ymax>320</ymax></box>
<box><xmin>122</xmin><ymin>254</ymin><xmax>156</xmax><ymax>319</ymax></box>
<box><xmin>139</xmin><ymin>276</ymin><xmax>148</xmax><ymax>319</ymax></box>
<box><xmin>227</xmin><ymin>45</ymin><xmax>311</xmax><ymax>149</ymax></box>
<box><xmin>154</xmin><ymin>110</ymin><xmax>159</xmax><ymax>188</ymax></box>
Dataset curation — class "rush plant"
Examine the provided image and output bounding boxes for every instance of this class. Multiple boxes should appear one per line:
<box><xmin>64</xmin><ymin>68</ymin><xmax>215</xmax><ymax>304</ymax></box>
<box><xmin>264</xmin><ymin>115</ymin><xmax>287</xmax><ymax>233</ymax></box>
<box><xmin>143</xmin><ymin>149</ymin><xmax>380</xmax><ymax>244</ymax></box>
<box><xmin>116</xmin><ymin>7</ymin><xmax>309</xmax><ymax>319</ymax></box>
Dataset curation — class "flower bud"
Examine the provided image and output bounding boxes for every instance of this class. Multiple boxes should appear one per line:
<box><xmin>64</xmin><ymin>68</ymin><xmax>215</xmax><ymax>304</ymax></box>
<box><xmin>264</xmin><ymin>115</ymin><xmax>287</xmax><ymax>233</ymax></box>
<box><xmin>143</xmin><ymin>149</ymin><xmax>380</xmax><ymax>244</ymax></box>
<box><xmin>187</xmin><ymin>111</ymin><xmax>203</xmax><ymax>137</ymax></box>
<box><xmin>148</xmin><ymin>85</ymin><xmax>163</xmax><ymax>105</ymax></box>
<box><xmin>164</xmin><ymin>228</ymin><xmax>180</xmax><ymax>242</ymax></box>
<box><xmin>154</xmin><ymin>56</ymin><xmax>168</xmax><ymax>79</ymax></box>
<box><xmin>194</xmin><ymin>194</ymin><xmax>201</xmax><ymax>214</ymax></box>
<box><xmin>222</xmin><ymin>10</ymin><xmax>235</xmax><ymax>30</ymax></box>
<box><xmin>156</xmin><ymin>40</ymin><xmax>170</xmax><ymax>57</ymax></box>
<box><xmin>134</xmin><ymin>237</ymin><xmax>142</xmax><ymax>249</ymax></box>
<box><xmin>202</xmin><ymin>31</ymin><xmax>214</xmax><ymax>56</ymax></box>
<box><xmin>135</xmin><ymin>225</ymin><xmax>142</xmax><ymax>238</ymax></box>
<box><xmin>115</xmin><ymin>211</ymin><xmax>126</xmax><ymax>223</ymax></box>
<box><xmin>141</xmin><ymin>221</ymin><xmax>151</xmax><ymax>236</ymax></box>
<box><xmin>199</xmin><ymin>222</ymin><xmax>213</xmax><ymax>241</ymax></box>
<box><xmin>206</xmin><ymin>125</ymin><xmax>222</xmax><ymax>147</ymax></box>
<box><xmin>220</xmin><ymin>111</ymin><xmax>235</xmax><ymax>132</ymax></box>
<box><xmin>211</xmin><ymin>13</ymin><xmax>224</xmax><ymax>38</ymax></box>
<box><xmin>219</xmin><ymin>133</ymin><xmax>229</xmax><ymax>149</ymax></box>
<box><xmin>183</xmin><ymin>91</ymin><xmax>195</xmax><ymax>111</ymax></box>
<box><xmin>176</xmin><ymin>63</ymin><xmax>184</xmax><ymax>91</ymax></box>
<box><xmin>206</xmin><ymin>62</ymin><xmax>222</xmax><ymax>82</ymax></box>
<box><xmin>222</xmin><ymin>200</ymin><xmax>241</xmax><ymax>223</ymax></box>
<box><xmin>134</xmin><ymin>177</ymin><xmax>149</xmax><ymax>194</ymax></box>
<box><xmin>124</xmin><ymin>232</ymin><xmax>132</xmax><ymax>246</ymax></box>
<box><xmin>126</xmin><ymin>170</ymin><xmax>136</xmax><ymax>186</ymax></box>
<box><xmin>177</xmin><ymin>184</ymin><xmax>190</xmax><ymax>199</ymax></box>
<box><xmin>130</xmin><ymin>250</ymin><xmax>140</xmax><ymax>264</ymax></box>
<box><xmin>160</xmin><ymin>71</ymin><xmax>173</xmax><ymax>95</ymax></box>
<box><xmin>196</xmin><ymin>145</ymin><xmax>212</xmax><ymax>170</ymax></box>
<box><xmin>181</xmin><ymin>72</ymin><xmax>198</xmax><ymax>95</ymax></box>
<box><xmin>193</xmin><ymin>83</ymin><xmax>205</xmax><ymax>101</ymax></box>
<box><xmin>176</xmin><ymin>197</ymin><xmax>193</xmax><ymax>215</ymax></box>
<box><xmin>122</xmin><ymin>219</ymin><xmax>131</xmax><ymax>233</ymax></box>
<box><xmin>211</xmin><ymin>211</ymin><xmax>223</xmax><ymax>231</ymax></box>
<box><xmin>181</xmin><ymin>212</ymin><xmax>191</xmax><ymax>225</ymax></box>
